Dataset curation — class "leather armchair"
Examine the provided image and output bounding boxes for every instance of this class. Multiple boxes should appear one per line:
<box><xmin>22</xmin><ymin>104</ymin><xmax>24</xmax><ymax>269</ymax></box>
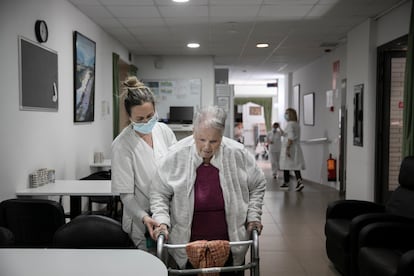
<box><xmin>80</xmin><ymin>170</ymin><xmax>119</xmax><ymax>219</ymax></box>
<box><xmin>53</xmin><ymin>214</ymin><xmax>134</xmax><ymax>249</ymax></box>
<box><xmin>0</xmin><ymin>226</ymin><xmax>14</xmax><ymax>247</ymax></box>
<box><xmin>325</xmin><ymin>156</ymin><xmax>414</xmax><ymax>275</ymax></box>
<box><xmin>0</xmin><ymin>198</ymin><xmax>65</xmax><ymax>247</ymax></box>
<box><xmin>358</xmin><ymin>221</ymin><xmax>414</xmax><ymax>276</ymax></box>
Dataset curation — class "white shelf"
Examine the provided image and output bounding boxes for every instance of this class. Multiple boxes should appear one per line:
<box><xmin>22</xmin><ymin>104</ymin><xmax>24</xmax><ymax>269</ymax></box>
<box><xmin>89</xmin><ymin>159</ymin><xmax>111</xmax><ymax>168</ymax></box>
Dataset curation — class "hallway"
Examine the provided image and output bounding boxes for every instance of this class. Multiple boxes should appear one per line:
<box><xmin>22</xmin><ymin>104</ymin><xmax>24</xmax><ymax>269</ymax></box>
<box><xmin>256</xmin><ymin>159</ymin><xmax>343</xmax><ymax>276</ymax></box>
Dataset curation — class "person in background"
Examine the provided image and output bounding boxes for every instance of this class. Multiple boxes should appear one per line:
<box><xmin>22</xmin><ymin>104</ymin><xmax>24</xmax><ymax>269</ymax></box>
<box><xmin>234</xmin><ymin>122</ymin><xmax>244</xmax><ymax>144</ymax></box>
<box><xmin>267</xmin><ymin>122</ymin><xmax>283</xmax><ymax>179</ymax></box>
<box><xmin>279</xmin><ymin>108</ymin><xmax>306</xmax><ymax>191</ymax></box>
<box><xmin>111</xmin><ymin>76</ymin><xmax>177</xmax><ymax>250</ymax></box>
<box><xmin>150</xmin><ymin>106</ymin><xmax>266</xmax><ymax>275</ymax></box>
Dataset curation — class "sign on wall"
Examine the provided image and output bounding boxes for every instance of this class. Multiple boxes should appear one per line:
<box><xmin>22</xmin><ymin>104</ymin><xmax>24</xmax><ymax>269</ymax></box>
<box><xmin>143</xmin><ymin>79</ymin><xmax>201</xmax><ymax>120</ymax></box>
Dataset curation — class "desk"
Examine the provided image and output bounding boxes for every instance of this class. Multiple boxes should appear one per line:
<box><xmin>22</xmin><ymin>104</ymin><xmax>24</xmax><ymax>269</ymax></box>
<box><xmin>16</xmin><ymin>180</ymin><xmax>117</xmax><ymax>219</ymax></box>
<box><xmin>0</xmin><ymin>248</ymin><xmax>167</xmax><ymax>276</ymax></box>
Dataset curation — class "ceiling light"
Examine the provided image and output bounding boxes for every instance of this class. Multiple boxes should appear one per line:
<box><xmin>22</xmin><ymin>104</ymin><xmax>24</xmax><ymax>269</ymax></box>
<box><xmin>173</xmin><ymin>0</ymin><xmax>189</xmax><ymax>2</ymax></box>
<box><xmin>187</xmin><ymin>43</ymin><xmax>200</xmax><ymax>48</ymax></box>
<box><xmin>256</xmin><ymin>43</ymin><xmax>269</xmax><ymax>48</ymax></box>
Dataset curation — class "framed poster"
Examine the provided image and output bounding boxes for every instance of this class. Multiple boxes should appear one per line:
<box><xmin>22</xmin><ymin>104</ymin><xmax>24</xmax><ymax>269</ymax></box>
<box><xmin>74</xmin><ymin>31</ymin><xmax>96</xmax><ymax>122</ymax></box>
<box><xmin>353</xmin><ymin>84</ymin><xmax>364</xmax><ymax>146</ymax></box>
<box><xmin>303</xmin><ymin>92</ymin><xmax>315</xmax><ymax>126</ymax></box>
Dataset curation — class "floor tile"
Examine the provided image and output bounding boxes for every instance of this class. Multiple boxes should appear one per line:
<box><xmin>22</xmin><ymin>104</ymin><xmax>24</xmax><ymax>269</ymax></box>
<box><xmin>254</xmin><ymin>154</ymin><xmax>343</xmax><ymax>276</ymax></box>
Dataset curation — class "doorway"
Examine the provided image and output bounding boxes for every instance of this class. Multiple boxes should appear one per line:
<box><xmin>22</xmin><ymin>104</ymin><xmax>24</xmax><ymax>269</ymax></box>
<box><xmin>375</xmin><ymin>35</ymin><xmax>408</xmax><ymax>204</ymax></box>
<box><xmin>112</xmin><ymin>55</ymin><xmax>133</xmax><ymax>138</ymax></box>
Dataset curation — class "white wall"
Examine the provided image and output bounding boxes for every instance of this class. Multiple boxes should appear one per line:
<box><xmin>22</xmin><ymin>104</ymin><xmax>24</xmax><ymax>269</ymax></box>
<box><xmin>291</xmin><ymin>45</ymin><xmax>347</xmax><ymax>186</ymax></box>
<box><xmin>345</xmin><ymin>20</ymin><xmax>377</xmax><ymax>200</ymax></box>
<box><xmin>0</xmin><ymin>0</ymin><xmax>129</xmax><ymax>201</ymax></box>
<box><xmin>133</xmin><ymin>56</ymin><xmax>215</xmax><ymax>108</ymax></box>
<box><xmin>344</xmin><ymin>1</ymin><xmax>411</xmax><ymax>200</ymax></box>
<box><xmin>290</xmin><ymin>0</ymin><xmax>411</xmax><ymax>200</ymax></box>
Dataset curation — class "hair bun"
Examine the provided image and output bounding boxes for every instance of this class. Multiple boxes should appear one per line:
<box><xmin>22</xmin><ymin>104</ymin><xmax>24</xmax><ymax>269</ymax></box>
<box><xmin>123</xmin><ymin>76</ymin><xmax>145</xmax><ymax>89</ymax></box>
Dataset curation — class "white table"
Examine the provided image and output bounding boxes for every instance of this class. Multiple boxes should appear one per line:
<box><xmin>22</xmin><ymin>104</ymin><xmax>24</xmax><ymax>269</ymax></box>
<box><xmin>0</xmin><ymin>248</ymin><xmax>167</xmax><ymax>276</ymax></box>
<box><xmin>16</xmin><ymin>180</ymin><xmax>117</xmax><ymax>219</ymax></box>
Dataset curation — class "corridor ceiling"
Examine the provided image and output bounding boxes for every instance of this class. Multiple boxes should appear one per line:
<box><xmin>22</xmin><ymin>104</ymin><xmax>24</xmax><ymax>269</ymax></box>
<box><xmin>68</xmin><ymin>0</ymin><xmax>407</xmax><ymax>83</ymax></box>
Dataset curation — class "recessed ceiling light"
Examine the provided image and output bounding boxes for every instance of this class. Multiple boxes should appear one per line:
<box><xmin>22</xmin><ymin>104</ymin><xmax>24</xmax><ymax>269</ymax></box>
<box><xmin>173</xmin><ymin>0</ymin><xmax>189</xmax><ymax>2</ymax></box>
<box><xmin>256</xmin><ymin>43</ymin><xmax>269</xmax><ymax>48</ymax></box>
<box><xmin>187</xmin><ymin>43</ymin><xmax>200</xmax><ymax>48</ymax></box>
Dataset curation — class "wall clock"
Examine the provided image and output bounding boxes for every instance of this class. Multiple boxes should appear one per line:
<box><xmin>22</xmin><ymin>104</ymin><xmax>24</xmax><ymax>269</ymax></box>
<box><xmin>35</xmin><ymin>20</ymin><xmax>48</xmax><ymax>43</ymax></box>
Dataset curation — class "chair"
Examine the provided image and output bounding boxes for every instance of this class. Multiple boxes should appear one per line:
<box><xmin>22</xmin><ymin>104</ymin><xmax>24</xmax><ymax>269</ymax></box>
<box><xmin>80</xmin><ymin>170</ymin><xmax>119</xmax><ymax>218</ymax></box>
<box><xmin>0</xmin><ymin>226</ymin><xmax>15</xmax><ymax>247</ymax></box>
<box><xmin>0</xmin><ymin>198</ymin><xmax>65</xmax><ymax>247</ymax></box>
<box><xmin>358</xmin><ymin>221</ymin><xmax>414</xmax><ymax>276</ymax></box>
<box><xmin>53</xmin><ymin>214</ymin><xmax>134</xmax><ymax>249</ymax></box>
<box><xmin>324</xmin><ymin>156</ymin><xmax>414</xmax><ymax>276</ymax></box>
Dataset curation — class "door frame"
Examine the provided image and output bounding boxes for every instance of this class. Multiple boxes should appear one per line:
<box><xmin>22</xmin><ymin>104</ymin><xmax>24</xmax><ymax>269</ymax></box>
<box><xmin>375</xmin><ymin>35</ymin><xmax>407</xmax><ymax>204</ymax></box>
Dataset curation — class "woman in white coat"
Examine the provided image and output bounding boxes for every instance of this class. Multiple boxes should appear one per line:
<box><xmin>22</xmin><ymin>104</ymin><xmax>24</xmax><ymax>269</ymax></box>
<box><xmin>279</xmin><ymin>108</ymin><xmax>306</xmax><ymax>191</ymax></box>
<box><xmin>111</xmin><ymin>76</ymin><xmax>177</xmax><ymax>250</ymax></box>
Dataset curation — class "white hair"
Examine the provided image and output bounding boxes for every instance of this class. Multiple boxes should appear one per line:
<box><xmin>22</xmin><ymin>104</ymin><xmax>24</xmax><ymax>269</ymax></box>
<box><xmin>193</xmin><ymin>106</ymin><xmax>227</xmax><ymax>134</ymax></box>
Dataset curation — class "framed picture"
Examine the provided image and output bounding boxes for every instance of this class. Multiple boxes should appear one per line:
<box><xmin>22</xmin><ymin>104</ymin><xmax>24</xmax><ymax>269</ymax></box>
<box><xmin>292</xmin><ymin>84</ymin><xmax>300</xmax><ymax>120</ymax></box>
<box><xmin>353</xmin><ymin>84</ymin><xmax>364</xmax><ymax>146</ymax></box>
<box><xmin>73</xmin><ymin>31</ymin><xmax>96</xmax><ymax>122</ymax></box>
<box><xmin>303</xmin><ymin>92</ymin><xmax>315</xmax><ymax>126</ymax></box>
<box><xmin>249</xmin><ymin>106</ymin><xmax>262</xmax><ymax>116</ymax></box>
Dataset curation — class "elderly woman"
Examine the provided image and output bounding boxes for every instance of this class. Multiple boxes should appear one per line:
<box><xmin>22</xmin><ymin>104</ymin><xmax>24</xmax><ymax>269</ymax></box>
<box><xmin>150</xmin><ymin>106</ymin><xmax>266</xmax><ymax>274</ymax></box>
<box><xmin>111</xmin><ymin>76</ymin><xmax>177</xmax><ymax>250</ymax></box>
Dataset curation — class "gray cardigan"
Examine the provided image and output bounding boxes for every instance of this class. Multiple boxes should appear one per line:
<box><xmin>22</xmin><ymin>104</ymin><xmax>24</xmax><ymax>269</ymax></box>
<box><xmin>150</xmin><ymin>136</ymin><xmax>266</xmax><ymax>268</ymax></box>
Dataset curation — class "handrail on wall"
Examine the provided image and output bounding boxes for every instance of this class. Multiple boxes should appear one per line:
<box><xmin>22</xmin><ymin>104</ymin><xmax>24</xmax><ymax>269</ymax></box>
<box><xmin>300</xmin><ymin>137</ymin><xmax>329</xmax><ymax>144</ymax></box>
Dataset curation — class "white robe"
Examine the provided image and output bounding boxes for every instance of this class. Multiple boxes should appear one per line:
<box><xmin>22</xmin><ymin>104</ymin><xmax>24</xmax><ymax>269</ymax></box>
<box><xmin>279</xmin><ymin>121</ymin><xmax>306</xmax><ymax>170</ymax></box>
<box><xmin>150</xmin><ymin>136</ymin><xmax>266</xmax><ymax>268</ymax></box>
<box><xmin>111</xmin><ymin>122</ymin><xmax>177</xmax><ymax>249</ymax></box>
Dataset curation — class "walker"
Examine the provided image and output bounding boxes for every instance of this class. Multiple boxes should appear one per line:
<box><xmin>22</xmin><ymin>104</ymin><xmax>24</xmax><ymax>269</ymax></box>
<box><xmin>255</xmin><ymin>134</ymin><xmax>269</xmax><ymax>161</ymax></box>
<box><xmin>157</xmin><ymin>229</ymin><xmax>260</xmax><ymax>275</ymax></box>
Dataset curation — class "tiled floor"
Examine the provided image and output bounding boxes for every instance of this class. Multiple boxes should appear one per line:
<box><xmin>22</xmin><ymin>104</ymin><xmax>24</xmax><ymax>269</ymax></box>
<box><xmin>253</xmin><ymin>159</ymin><xmax>343</xmax><ymax>276</ymax></box>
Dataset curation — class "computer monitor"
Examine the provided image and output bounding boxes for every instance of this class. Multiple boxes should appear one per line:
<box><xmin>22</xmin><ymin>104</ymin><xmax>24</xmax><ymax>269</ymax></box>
<box><xmin>169</xmin><ymin>106</ymin><xmax>194</xmax><ymax>124</ymax></box>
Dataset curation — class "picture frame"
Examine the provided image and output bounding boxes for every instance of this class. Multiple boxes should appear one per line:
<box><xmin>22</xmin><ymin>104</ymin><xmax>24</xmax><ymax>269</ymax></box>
<box><xmin>303</xmin><ymin>92</ymin><xmax>315</xmax><ymax>126</ymax></box>
<box><xmin>292</xmin><ymin>84</ymin><xmax>300</xmax><ymax>120</ymax></box>
<box><xmin>19</xmin><ymin>36</ymin><xmax>58</xmax><ymax>111</ymax></box>
<box><xmin>353</xmin><ymin>84</ymin><xmax>364</xmax><ymax>146</ymax></box>
<box><xmin>249</xmin><ymin>106</ymin><xmax>262</xmax><ymax>116</ymax></box>
<box><xmin>73</xmin><ymin>31</ymin><xmax>96</xmax><ymax>122</ymax></box>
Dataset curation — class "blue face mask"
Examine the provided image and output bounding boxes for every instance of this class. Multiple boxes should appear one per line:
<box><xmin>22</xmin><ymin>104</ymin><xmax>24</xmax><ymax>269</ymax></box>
<box><xmin>131</xmin><ymin>113</ymin><xmax>158</xmax><ymax>134</ymax></box>
<box><xmin>284</xmin><ymin>114</ymin><xmax>289</xmax><ymax>121</ymax></box>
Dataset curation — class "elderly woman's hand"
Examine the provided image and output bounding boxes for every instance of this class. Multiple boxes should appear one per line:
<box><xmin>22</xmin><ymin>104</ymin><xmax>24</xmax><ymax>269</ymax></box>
<box><xmin>151</xmin><ymin>223</ymin><xmax>169</xmax><ymax>241</ymax></box>
<box><xmin>246</xmin><ymin>221</ymin><xmax>263</xmax><ymax>235</ymax></box>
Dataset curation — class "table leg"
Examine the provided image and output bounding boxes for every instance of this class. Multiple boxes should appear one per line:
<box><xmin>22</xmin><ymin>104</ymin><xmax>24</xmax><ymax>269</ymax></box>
<box><xmin>69</xmin><ymin>196</ymin><xmax>82</xmax><ymax>219</ymax></box>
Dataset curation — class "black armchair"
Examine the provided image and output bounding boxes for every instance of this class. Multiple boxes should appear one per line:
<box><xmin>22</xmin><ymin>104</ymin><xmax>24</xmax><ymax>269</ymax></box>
<box><xmin>358</xmin><ymin>221</ymin><xmax>414</xmax><ymax>276</ymax></box>
<box><xmin>0</xmin><ymin>226</ymin><xmax>14</xmax><ymax>247</ymax></box>
<box><xmin>325</xmin><ymin>156</ymin><xmax>414</xmax><ymax>276</ymax></box>
<box><xmin>53</xmin><ymin>214</ymin><xmax>134</xmax><ymax>249</ymax></box>
<box><xmin>80</xmin><ymin>170</ymin><xmax>119</xmax><ymax>219</ymax></box>
<box><xmin>0</xmin><ymin>198</ymin><xmax>66</xmax><ymax>247</ymax></box>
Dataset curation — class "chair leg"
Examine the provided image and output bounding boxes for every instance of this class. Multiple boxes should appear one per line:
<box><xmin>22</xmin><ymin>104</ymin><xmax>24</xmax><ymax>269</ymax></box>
<box><xmin>88</xmin><ymin>197</ymin><xmax>93</xmax><ymax>214</ymax></box>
